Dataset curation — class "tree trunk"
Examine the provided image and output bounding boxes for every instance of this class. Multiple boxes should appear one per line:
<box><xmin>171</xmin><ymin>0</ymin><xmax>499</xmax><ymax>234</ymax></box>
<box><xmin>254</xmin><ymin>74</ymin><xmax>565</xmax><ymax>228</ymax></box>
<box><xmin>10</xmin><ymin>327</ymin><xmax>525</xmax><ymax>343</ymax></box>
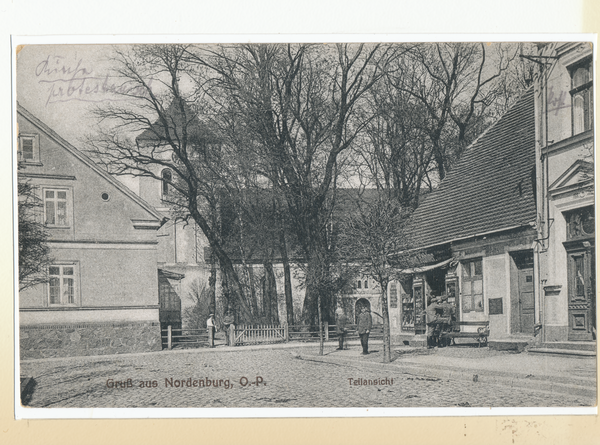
<box><xmin>247</xmin><ymin>264</ymin><xmax>260</xmax><ymax>318</ymax></box>
<box><xmin>278</xmin><ymin>225</ymin><xmax>295</xmax><ymax>325</ymax></box>
<box><xmin>263</xmin><ymin>258</ymin><xmax>278</xmax><ymax>324</ymax></box>
<box><xmin>317</xmin><ymin>291</ymin><xmax>324</xmax><ymax>356</ymax></box>
<box><xmin>380</xmin><ymin>281</ymin><xmax>392</xmax><ymax>363</ymax></box>
<box><xmin>190</xmin><ymin>205</ymin><xmax>253</xmax><ymax>321</ymax></box>
<box><xmin>208</xmin><ymin>261</ymin><xmax>217</xmax><ymax>315</ymax></box>
<box><xmin>301</xmin><ymin>240</ymin><xmax>328</xmax><ymax>327</ymax></box>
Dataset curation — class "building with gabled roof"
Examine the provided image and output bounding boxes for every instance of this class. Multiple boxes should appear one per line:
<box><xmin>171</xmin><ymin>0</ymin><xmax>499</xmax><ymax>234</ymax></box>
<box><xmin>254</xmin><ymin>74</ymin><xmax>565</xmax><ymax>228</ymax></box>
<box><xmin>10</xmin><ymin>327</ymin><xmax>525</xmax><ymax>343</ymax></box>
<box><xmin>387</xmin><ymin>88</ymin><xmax>539</xmax><ymax>348</ymax></box>
<box><xmin>18</xmin><ymin>104</ymin><xmax>167</xmax><ymax>358</ymax></box>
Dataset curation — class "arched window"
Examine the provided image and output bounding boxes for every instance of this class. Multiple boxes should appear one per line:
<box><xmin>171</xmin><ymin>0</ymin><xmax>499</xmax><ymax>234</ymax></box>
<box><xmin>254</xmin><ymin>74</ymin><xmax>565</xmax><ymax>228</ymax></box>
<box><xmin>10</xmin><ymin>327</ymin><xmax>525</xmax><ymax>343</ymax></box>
<box><xmin>161</xmin><ymin>169</ymin><xmax>172</xmax><ymax>198</ymax></box>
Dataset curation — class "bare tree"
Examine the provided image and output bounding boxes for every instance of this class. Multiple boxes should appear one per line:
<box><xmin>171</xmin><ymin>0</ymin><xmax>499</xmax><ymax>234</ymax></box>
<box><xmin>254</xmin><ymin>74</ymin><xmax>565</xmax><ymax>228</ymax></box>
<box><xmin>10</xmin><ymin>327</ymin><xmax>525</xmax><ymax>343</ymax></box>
<box><xmin>338</xmin><ymin>191</ymin><xmax>424</xmax><ymax>363</ymax></box>
<box><xmin>87</xmin><ymin>44</ymin><xmax>254</xmax><ymax>321</ymax></box>
<box><xmin>187</xmin><ymin>44</ymin><xmax>392</xmax><ymax>337</ymax></box>
<box><xmin>18</xmin><ymin>177</ymin><xmax>51</xmax><ymax>291</ymax></box>
<box><xmin>389</xmin><ymin>43</ymin><xmax>519</xmax><ymax>181</ymax></box>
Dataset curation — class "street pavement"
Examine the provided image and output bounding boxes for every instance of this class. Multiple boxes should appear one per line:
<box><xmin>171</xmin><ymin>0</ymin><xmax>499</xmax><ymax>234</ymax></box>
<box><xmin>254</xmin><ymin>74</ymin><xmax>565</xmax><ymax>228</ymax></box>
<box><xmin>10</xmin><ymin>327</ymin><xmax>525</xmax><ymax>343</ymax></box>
<box><xmin>19</xmin><ymin>340</ymin><xmax>596</xmax><ymax>409</ymax></box>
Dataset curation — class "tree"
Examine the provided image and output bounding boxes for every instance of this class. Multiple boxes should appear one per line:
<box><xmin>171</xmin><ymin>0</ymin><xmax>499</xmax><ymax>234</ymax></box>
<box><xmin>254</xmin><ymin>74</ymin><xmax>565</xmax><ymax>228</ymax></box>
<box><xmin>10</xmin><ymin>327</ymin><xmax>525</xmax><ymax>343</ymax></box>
<box><xmin>182</xmin><ymin>279</ymin><xmax>212</xmax><ymax>330</ymax></box>
<box><xmin>338</xmin><ymin>191</ymin><xmax>423</xmax><ymax>363</ymax></box>
<box><xmin>388</xmin><ymin>43</ymin><xmax>519</xmax><ymax>181</ymax></box>
<box><xmin>87</xmin><ymin>44</ymin><xmax>254</xmax><ymax>322</ymax></box>
<box><xmin>187</xmin><ymin>44</ymin><xmax>393</xmax><ymax>336</ymax></box>
<box><xmin>18</xmin><ymin>178</ymin><xmax>51</xmax><ymax>291</ymax></box>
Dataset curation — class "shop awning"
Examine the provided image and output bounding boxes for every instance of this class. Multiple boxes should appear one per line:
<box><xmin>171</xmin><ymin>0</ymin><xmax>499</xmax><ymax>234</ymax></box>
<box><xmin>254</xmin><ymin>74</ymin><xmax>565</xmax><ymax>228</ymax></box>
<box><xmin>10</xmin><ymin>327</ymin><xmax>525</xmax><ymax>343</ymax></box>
<box><xmin>400</xmin><ymin>258</ymin><xmax>455</xmax><ymax>275</ymax></box>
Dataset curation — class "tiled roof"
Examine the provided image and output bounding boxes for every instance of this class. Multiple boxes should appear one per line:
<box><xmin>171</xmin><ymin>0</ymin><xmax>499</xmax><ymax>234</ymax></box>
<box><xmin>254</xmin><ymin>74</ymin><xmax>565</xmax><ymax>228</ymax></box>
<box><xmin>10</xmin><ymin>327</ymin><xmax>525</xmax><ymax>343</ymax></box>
<box><xmin>408</xmin><ymin>88</ymin><xmax>536</xmax><ymax>249</ymax></box>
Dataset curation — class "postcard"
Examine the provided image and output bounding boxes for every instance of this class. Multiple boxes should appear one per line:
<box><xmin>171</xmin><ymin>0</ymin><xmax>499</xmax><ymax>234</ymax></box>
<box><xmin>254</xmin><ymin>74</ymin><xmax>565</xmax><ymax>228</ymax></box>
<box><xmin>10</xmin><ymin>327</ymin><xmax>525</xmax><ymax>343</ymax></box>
<box><xmin>14</xmin><ymin>39</ymin><xmax>596</xmax><ymax>419</ymax></box>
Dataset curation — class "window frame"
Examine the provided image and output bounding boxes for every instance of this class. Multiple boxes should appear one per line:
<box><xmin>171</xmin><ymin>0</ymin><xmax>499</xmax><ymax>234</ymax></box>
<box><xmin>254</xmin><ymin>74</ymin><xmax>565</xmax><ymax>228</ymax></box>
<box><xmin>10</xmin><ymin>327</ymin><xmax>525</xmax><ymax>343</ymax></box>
<box><xmin>569</xmin><ymin>58</ymin><xmax>594</xmax><ymax>136</ymax></box>
<box><xmin>18</xmin><ymin>134</ymin><xmax>41</xmax><ymax>164</ymax></box>
<box><xmin>47</xmin><ymin>263</ymin><xmax>79</xmax><ymax>306</ymax></box>
<box><xmin>42</xmin><ymin>187</ymin><xmax>72</xmax><ymax>228</ymax></box>
<box><xmin>461</xmin><ymin>258</ymin><xmax>484</xmax><ymax>313</ymax></box>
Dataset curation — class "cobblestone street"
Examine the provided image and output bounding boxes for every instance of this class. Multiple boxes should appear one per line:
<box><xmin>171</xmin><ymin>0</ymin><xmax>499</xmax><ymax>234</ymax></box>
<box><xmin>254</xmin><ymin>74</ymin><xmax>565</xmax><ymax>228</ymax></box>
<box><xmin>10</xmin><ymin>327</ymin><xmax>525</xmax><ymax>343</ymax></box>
<box><xmin>20</xmin><ymin>344</ymin><xmax>595</xmax><ymax>409</ymax></box>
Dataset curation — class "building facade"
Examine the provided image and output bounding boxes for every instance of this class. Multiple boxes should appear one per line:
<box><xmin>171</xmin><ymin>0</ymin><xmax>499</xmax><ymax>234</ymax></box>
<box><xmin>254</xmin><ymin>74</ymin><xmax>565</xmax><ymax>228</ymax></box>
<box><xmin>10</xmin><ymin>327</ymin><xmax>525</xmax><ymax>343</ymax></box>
<box><xmin>535</xmin><ymin>42</ymin><xmax>596</xmax><ymax>348</ymax></box>
<box><xmin>387</xmin><ymin>88</ymin><xmax>539</xmax><ymax>349</ymax></box>
<box><xmin>18</xmin><ymin>105</ymin><xmax>166</xmax><ymax>359</ymax></box>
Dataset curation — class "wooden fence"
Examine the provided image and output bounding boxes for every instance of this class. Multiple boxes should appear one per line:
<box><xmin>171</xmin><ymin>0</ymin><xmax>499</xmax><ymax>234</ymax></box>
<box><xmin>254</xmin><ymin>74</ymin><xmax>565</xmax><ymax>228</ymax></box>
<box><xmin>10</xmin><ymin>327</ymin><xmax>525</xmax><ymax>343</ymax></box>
<box><xmin>162</xmin><ymin>323</ymin><xmax>384</xmax><ymax>349</ymax></box>
<box><xmin>233</xmin><ymin>324</ymin><xmax>286</xmax><ymax>345</ymax></box>
<box><xmin>161</xmin><ymin>326</ymin><xmax>208</xmax><ymax>350</ymax></box>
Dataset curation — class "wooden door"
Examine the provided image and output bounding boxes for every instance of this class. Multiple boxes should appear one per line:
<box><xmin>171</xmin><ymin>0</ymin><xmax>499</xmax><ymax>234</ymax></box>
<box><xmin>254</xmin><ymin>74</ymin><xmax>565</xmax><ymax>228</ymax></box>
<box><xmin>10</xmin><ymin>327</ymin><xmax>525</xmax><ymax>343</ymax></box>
<box><xmin>518</xmin><ymin>267</ymin><xmax>535</xmax><ymax>334</ymax></box>
<box><xmin>568</xmin><ymin>250</ymin><xmax>595</xmax><ymax>341</ymax></box>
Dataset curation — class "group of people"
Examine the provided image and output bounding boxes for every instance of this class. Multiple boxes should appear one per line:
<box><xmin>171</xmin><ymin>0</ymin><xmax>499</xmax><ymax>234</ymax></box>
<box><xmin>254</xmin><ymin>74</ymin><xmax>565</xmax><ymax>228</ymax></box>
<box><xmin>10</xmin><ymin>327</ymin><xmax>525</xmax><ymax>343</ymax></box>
<box><xmin>206</xmin><ymin>311</ymin><xmax>236</xmax><ymax>348</ymax></box>
<box><xmin>336</xmin><ymin>306</ymin><xmax>372</xmax><ymax>355</ymax></box>
<box><xmin>425</xmin><ymin>293</ymin><xmax>456</xmax><ymax>348</ymax></box>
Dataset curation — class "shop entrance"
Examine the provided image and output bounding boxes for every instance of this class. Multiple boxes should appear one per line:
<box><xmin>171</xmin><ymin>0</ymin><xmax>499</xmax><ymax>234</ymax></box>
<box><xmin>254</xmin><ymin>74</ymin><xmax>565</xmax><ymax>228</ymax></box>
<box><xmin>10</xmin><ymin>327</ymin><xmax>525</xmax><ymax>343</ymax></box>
<box><xmin>511</xmin><ymin>251</ymin><xmax>535</xmax><ymax>335</ymax></box>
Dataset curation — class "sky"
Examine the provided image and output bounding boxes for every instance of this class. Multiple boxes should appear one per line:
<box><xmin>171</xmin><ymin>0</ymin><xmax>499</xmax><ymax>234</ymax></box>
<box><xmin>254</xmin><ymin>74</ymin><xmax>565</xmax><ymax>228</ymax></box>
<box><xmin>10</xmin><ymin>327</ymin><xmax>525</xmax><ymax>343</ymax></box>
<box><xmin>17</xmin><ymin>45</ymin><xmax>130</xmax><ymax>148</ymax></box>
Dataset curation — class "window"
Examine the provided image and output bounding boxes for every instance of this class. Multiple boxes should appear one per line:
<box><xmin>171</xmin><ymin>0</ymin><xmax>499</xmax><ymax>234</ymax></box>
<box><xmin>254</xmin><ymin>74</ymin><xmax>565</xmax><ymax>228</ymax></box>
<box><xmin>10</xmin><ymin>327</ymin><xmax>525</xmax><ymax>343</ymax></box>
<box><xmin>462</xmin><ymin>259</ymin><xmax>484</xmax><ymax>312</ymax></box>
<box><xmin>161</xmin><ymin>169</ymin><xmax>172</xmax><ymax>198</ymax></box>
<box><xmin>44</xmin><ymin>189</ymin><xmax>70</xmax><ymax>227</ymax></box>
<box><xmin>364</xmin><ymin>280</ymin><xmax>368</xmax><ymax>289</ymax></box>
<box><xmin>357</xmin><ymin>280</ymin><xmax>362</xmax><ymax>289</ymax></box>
<box><xmin>48</xmin><ymin>264</ymin><xmax>77</xmax><ymax>305</ymax></box>
<box><xmin>18</xmin><ymin>135</ymin><xmax>40</xmax><ymax>163</ymax></box>
<box><xmin>570</xmin><ymin>60</ymin><xmax>593</xmax><ymax>135</ymax></box>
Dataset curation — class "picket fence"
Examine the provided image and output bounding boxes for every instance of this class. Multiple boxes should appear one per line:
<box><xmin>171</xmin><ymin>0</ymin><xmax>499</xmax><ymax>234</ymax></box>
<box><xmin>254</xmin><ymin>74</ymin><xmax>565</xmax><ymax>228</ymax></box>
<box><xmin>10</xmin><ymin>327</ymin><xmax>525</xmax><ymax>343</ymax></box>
<box><xmin>162</xmin><ymin>323</ymin><xmax>384</xmax><ymax>349</ymax></box>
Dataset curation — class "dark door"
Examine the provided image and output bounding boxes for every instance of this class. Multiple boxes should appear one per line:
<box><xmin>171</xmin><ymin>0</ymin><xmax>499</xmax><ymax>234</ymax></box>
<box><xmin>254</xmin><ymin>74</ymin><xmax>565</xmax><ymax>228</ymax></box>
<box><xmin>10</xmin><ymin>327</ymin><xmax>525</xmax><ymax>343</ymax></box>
<box><xmin>517</xmin><ymin>267</ymin><xmax>535</xmax><ymax>334</ymax></box>
<box><xmin>567</xmin><ymin>250</ymin><xmax>595</xmax><ymax>341</ymax></box>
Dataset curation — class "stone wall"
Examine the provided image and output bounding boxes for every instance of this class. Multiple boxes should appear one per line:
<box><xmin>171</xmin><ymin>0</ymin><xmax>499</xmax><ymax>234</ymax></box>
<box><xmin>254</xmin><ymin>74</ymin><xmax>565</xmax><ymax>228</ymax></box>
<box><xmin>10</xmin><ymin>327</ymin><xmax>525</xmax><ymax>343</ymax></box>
<box><xmin>20</xmin><ymin>321</ymin><xmax>162</xmax><ymax>359</ymax></box>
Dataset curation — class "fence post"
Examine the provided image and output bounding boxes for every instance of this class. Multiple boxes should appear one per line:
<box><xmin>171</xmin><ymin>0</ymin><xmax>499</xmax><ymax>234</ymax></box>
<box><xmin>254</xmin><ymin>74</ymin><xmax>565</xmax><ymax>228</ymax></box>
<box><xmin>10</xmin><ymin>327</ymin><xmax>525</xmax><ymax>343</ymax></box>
<box><xmin>324</xmin><ymin>321</ymin><xmax>329</xmax><ymax>341</ymax></box>
<box><xmin>229</xmin><ymin>324</ymin><xmax>235</xmax><ymax>346</ymax></box>
<box><xmin>167</xmin><ymin>325</ymin><xmax>172</xmax><ymax>350</ymax></box>
<box><xmin>284</xmin><ymin>323</ymin><xmax>289</xmax><ymax>342</ymax></box>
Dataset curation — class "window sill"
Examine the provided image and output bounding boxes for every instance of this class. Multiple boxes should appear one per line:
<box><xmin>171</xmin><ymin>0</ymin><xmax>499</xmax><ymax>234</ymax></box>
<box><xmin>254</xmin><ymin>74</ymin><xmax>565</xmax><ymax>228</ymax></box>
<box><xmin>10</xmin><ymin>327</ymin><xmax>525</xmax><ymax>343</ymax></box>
<box><xmin>18</xmin><ymin>161</ymin><xmax>43</xmax><ymax>167</ymax></box>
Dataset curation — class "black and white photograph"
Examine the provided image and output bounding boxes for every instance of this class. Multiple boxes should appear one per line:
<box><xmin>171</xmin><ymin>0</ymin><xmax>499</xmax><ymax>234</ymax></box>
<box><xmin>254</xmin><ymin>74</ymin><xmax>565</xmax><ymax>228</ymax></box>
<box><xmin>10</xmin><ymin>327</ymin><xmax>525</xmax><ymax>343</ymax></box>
<box><xmin>15</xmin><ymin>40</ymin><xmax>596</xmax><ymax>414</ymax></box>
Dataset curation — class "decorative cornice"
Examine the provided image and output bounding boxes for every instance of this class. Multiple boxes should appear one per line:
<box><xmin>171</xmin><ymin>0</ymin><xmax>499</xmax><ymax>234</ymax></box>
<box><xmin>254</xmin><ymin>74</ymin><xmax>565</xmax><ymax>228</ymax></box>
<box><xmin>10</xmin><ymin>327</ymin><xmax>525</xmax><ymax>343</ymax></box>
<box><xmin>19</xmin><ymin>172</ymin><xmax>76</xmax><ymax>181</ymax></box>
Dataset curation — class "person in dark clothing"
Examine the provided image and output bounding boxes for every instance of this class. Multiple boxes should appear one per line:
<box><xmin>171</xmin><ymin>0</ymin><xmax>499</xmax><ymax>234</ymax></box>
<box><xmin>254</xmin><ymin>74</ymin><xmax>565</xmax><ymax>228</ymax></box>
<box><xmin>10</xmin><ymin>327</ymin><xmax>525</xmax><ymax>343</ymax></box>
<box><xmin>357</xmin><ymin>306</ymin><xmax>372</xmax><ymax>355</ymax></box>
<box><xmin>425</xmin><ymin>296</ymin><xmax>441</xmax><ymax>349</ymax></box>
<box><xmin>437</xmin><ymin>294</ymin><xmax>455</xmax><ymax>347</ymax></box>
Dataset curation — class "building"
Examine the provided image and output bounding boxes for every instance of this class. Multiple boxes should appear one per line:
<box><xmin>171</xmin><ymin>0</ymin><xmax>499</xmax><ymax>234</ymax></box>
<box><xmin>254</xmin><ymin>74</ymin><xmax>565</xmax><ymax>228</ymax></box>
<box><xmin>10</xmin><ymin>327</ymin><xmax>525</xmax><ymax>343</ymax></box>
<box><xmin>387</xmin><ymin>88</ymin><xmax>539</xmax><ymax>349</ymax></box>
<box><xmin>534</xmin><ymin>42</ymin><xmax>595</xmax><ymax>350</ymax></box>
<box><xmin>18</xmin><ymin>105</ymin><xmax>166</xmax><ymax>359</ymax></box>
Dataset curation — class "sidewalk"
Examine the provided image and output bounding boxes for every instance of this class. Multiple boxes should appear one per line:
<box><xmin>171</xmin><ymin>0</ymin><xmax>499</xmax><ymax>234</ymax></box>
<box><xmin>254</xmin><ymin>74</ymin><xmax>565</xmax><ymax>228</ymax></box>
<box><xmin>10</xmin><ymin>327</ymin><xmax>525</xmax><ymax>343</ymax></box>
<box><xmin>300</xmin><ymin>342</ymin><xmax>598</xmax><ymax>399</ymax></box>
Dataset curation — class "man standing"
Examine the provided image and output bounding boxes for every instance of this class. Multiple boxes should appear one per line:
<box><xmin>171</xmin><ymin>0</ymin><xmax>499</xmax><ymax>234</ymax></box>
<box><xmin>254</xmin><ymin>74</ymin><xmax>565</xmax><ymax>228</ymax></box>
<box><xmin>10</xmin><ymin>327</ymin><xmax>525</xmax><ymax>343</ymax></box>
<box><xmin>335</xmin><ymin>307</ymin><xmax>348</xmax><ymax>350</ymax></box>
<box><xmin>357</xmin><ymin>306</ymin><xmax>372</xmax><ymax>355</ymax></box>
<box><xmin>438</xmin><ymin>294</ymin><xmax>455</xmax><ymax>347</ymax></box>
<box><xmin>425</xmin><ymin>296</ymin><xmax>441</xmax><ymax>349</ymax></box>
<box><xmin>207</xmin><ymin>313</ymin><xmax>216</xmax><ymax>348</ymax></box>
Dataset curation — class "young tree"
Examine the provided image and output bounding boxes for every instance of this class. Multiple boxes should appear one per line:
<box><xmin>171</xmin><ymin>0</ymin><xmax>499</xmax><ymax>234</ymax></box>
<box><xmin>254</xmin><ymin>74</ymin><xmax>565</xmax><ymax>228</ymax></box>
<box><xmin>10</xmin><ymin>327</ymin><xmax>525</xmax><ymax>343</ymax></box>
<box><xmin>18</xmin><ymin>178</ymin><xmax>51</xmax><ymax>291</ymax></box>
<box><xmin>338</xmin><ymin>191</ymin><xmax>422</xmax><ymax>363</ymax></box>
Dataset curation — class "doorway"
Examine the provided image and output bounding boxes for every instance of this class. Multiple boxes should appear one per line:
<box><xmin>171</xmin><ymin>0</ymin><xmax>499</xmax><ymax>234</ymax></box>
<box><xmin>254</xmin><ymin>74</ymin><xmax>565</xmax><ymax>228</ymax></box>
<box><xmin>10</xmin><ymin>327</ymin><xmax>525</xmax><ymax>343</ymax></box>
<box><xmin>511</xmin><ymin>251</ymin><xmax>534</xmax><ymax>335</ymax></box>
<box><xmin>567</xmin><ymin>248</ymin><xmax>596</xmax><ymax>341</ymax></box>
<box><xmin>355</xmin><ymin>298</ymin><xmax>371</xmax><ymax>324</ymax></box>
